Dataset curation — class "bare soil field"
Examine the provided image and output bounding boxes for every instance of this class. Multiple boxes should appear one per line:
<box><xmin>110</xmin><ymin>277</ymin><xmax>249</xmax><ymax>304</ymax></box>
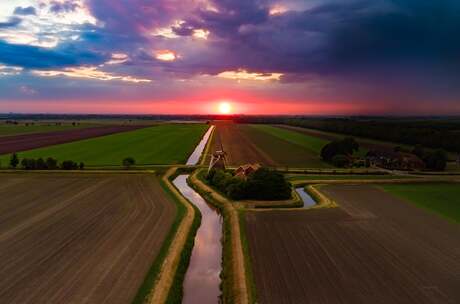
<box><xmin>209</xmin><ymin>121</ymin><xmax>327</xmax><ymax>167</ymax></box>
<box><xmin>244</xmin><ymin>184</ymin><xmax>460</xmax><ymax>304</ymax></box>
<box><xmin>0</xmin><ymin>125</ymin><xmax>146</xmax><ymax>155</ymax></box>
<box><xmin>0</xmin><ymin>173</ymin><xmax>176</xmax><ymax>304</ymax></box>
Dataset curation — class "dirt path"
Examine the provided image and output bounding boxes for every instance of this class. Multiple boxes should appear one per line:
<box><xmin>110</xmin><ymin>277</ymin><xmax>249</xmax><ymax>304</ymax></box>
<box><xmin>147</xmin><ymin>168</ymin><xmax>196</xmax><ymax>304</ymax></box>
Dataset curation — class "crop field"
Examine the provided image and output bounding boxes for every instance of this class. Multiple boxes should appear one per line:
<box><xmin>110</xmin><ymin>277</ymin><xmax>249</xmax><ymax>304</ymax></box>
<box><xmin>0</xmin><ymin>173</ymin><xmax>176</xmax><ymax>304</ymax></box>
<box><xmin>209</xmin><ymin>121</ymin><xmax>329</xmax><ymax>168</ymax></box>
<box><xmin>382</xmin><ymin>183</ymin><xmax>460</xmax><ymax>223</ymax></box>
<box><xmin>0</xmin><ymin>122</ymin><xmax>95</xmax><ymax>137</ymax></box>
<box><xmin>0</xmin><ymin>125</ymin><xmax>145</xmax><ymax>155</ymax></box>
<box><xmin>0</xmin><ymin>124</ymin><xmax>208</xmax><ymax>166</ymax></box>
<box><xmin>244</xmin><ymin>184</ymin><xmax>460</xmax><ymax>303</ymax></box>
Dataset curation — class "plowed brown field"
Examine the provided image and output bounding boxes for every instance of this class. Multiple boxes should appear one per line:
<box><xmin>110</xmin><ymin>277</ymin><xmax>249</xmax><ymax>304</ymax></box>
<box><xmin>209</xmin><ymin>121</ymin><xmax>326</xmax><ymax>167</ymax></box>
<box><xmin>0</xmin><ymin>125</ymin><xmax>145</xmax><ymax>155</ymax></box>
<box><xmin>244</xmin><ymin>185</ymin><xmax>460</xmax><ymax>304</ymax></box>
<box><xmin>0</xmin><ymin>173</ymin><xmax>176</xmax><ymax>304</ymax></box>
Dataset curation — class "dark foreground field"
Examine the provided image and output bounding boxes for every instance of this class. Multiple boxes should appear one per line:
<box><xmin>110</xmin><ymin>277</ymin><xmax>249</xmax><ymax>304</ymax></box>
<box><xmin>0</xmin><ymin>125</ymin><xmax>145</xmax><ymax>155</ymax></box>
<box><xmin>0</xmin><ymin>173</ymin><xmax>176</xmax><ymax>304</ymax></box>
<box><xmin>210</xmin><ymin>121</ymin><xmax>328</xmax><ymax>167</ymax></box>
<box><xmin>245</xmin><ymin>185</ymin><xmax>460</xmax><ymax>304</ymax></box>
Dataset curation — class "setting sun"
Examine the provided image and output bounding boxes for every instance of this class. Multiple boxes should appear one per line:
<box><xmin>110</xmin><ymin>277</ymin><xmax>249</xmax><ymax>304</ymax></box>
<box><xmin>218</xmin><ymin>102</ymin><xmax>232</xmax><ymax>114</ymax></box>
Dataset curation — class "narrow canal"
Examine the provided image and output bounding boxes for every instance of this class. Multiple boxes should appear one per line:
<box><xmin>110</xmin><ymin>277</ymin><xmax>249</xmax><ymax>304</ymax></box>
<box><xmin>172</xmin><ymin>175</ymin><xmax>223</xmax><ymax>304</ymax></box>
<box><xmin>295</xmin><ymin>187</ymin><xmax>317</xmax><ymax>208</ymax></box>
<box><xmin>186</xmin><ymin>126</ymin><xmax>215</xmax><ymax>165</ymax></box>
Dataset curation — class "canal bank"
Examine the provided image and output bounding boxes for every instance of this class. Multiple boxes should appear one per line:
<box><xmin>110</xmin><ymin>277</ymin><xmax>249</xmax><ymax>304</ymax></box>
<box><xmin>172</xmin><ymin>175</ymin><xmax>223</xmax><ymax>303</ymax></box>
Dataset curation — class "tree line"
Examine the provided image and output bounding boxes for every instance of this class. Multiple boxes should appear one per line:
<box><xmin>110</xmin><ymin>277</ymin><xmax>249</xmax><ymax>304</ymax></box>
<box><xmin>8</xmin><ymin>153</ymin><xmax>84</xmax><ymax>170</ymax></box>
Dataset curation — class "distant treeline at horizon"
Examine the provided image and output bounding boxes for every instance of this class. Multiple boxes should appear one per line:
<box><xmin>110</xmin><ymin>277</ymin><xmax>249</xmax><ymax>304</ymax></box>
<box><xmin>236</xmin><ymin>117</ymin><xmax>460</xmax><ymax>154</ymax></box>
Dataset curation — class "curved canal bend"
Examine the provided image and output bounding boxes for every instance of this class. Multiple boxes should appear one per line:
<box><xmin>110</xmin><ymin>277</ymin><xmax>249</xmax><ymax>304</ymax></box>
<box><xmin>173</xmin><ymin>175</ymin><xmax>223</xmax><ymax>304</ymax></box>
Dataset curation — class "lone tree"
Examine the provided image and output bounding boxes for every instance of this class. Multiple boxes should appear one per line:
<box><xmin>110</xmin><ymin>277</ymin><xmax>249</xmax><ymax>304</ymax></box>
<box><xmin>122</xmin><ymin>157</ymin><xmax>136</xmax><ymax>169</ymax></box>
<box><xmin>9</xmin><ymin>153</ymin><xmax>19</xmax><ymax>168</ymax></box>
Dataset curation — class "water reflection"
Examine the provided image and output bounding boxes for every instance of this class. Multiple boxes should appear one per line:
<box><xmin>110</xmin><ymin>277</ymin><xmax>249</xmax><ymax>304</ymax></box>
<box><xmin>173</xmin><ymin>175</ymin><xmax>222</xmax><ymax>304</ymax></box>
<box><xmin>296</xmin><ymin>187</ymin><xmax>317</xmax><ymax>208</ymax></box>
<box><xmin>186</xmin><ymin>126</ymin><xmax>215</xmax><ymax>165</ymax></box>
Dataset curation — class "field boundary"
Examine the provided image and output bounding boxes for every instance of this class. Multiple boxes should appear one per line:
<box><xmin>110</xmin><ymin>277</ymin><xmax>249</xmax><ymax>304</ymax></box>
<box><xmin>145</xmin><ymin>167</ymin><xmax>198</xmax><ymax>304</ymax></box>
<box><xmin>188</xmin><ymin>170</ymin><xmax>250</xmax><ymax>304</ymax></box>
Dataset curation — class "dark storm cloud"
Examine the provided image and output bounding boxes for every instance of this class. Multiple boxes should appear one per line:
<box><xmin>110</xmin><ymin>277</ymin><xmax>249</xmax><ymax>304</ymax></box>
<box><xmin>0</xmin><ymin>17</ymin><xmax>22</xmax><ymax>28</ymax></box>
<box><xmin>0</xmin><ymin>41</ymin><xmax>107</xmax><ymax>69</ymax></box>
<box><xmin>171</xmin><ymin>0</ymin><xmax>460</xmax><ymax>79</ymax></box>
<box><xmin>14</xmin><ymin>6</ymin><xmax>37</xmax><ymax>16</ymax></box>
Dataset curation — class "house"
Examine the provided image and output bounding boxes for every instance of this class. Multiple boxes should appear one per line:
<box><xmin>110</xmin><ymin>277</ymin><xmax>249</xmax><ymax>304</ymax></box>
<box><xmin>367</xmin><ymin>150</ymin><xmax>425</xmax><ymax>171</ymax></box>
<box><xmin>235</xmin><ymin>163</ymin><xmax>261</xmax><ymax>179</ymax></box>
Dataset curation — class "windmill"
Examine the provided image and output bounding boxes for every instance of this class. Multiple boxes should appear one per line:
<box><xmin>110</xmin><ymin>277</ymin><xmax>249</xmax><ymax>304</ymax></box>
<box><xmin>208</xmin><ymin>139</ymin><xmax>227</xmax><ymax>172</ymax></box>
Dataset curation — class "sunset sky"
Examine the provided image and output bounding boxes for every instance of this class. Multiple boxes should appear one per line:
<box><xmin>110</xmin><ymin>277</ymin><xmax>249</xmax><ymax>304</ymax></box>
<box><xmin>0</xmin><ymin>0</ymin><xmax>459</xmax><ymax>115</ymax></box>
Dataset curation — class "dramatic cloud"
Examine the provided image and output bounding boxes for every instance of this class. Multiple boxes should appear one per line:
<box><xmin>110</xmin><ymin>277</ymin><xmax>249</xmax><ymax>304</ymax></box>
<box><xmin>0</xmin><ymin>0</ymin><xmax>459</xmax><ymax>114</ymax></box>
<box><xmin>14</xmin><ymin>6</ymin><xmax>37</xmax><ymax>16</ymax></box>
<box><xmin>0</xmin><ymin>17</ymin><xmax>22</xmax><ymax>28</ymax></box>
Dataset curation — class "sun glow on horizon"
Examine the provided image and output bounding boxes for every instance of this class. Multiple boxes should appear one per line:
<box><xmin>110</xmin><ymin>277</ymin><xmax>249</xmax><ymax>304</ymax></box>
<box><xmin>218</xmin><ymin>102</ymin><xmax>232</xmax><ymax>114</ymax></box>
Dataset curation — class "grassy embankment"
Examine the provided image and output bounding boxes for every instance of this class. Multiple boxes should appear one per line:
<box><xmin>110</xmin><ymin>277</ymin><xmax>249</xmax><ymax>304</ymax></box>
<box><xmin>0</xmin><ymin>124</ymin><xmax>208</xmax><ymax>167</ymax></box>
<box><xmin>132</xmin><ymin>168</ymin><xmax>201</xmax><ymax>304</ymax></box>
<box><xmin>382</xmin><ymin>183</ymin><xmax>460</xmax><ymax>223</ymax></box>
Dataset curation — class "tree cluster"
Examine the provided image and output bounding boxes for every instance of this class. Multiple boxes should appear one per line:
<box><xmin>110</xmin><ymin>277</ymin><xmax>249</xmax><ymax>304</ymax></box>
<box><xmin>206</xmin><ymin>167</ymin><xmax>291</xmax><ymax>201</ymax></box>
<box><xmin>320</xmin><ymin>137</ymin><xmax>359</xmax><ymax>167</ymax></box>
<box><xmin>412</xmin><ymin>145</ymin><xmax>448</xmax><ymax>171</ymax></box>
<box><xmin>9</xmin><ymin>153</ymin><xmax>84</xmax><ymax>170</ymax></box>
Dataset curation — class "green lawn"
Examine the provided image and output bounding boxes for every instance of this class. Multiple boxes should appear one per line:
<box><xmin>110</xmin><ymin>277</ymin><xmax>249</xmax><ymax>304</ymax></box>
<box><xmin>1</xmin><ymin>124</ymin><xmax>208</xmax><ymax>166</ymax></box>
<box><xmin>287</xmin><ymin>174</ymin><xmax>414</xmax><ymax>181</ymax></box>
<box><xmin>0</xmin><ymin>123</ymin><xmax>94</xmax><ymax>137</ymax></box>
<box><xmin>382</xmin><ymin>184</ymin><xmax>460</xmax><ymax>223</ymax></box>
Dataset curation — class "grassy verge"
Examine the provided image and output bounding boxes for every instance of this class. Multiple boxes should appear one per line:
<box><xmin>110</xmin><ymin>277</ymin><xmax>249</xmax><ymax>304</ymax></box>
<box><xmin>131</xmin><ymin>174</ymin><xmax>185</xmax><ymax>304</ymax></box>
<box><xmin>238</xmin><ymin>211</ymin><xmax>257</xmax><ymax>303</ymax></box>
<box><xmin>131</xmin><ymin>168</ymin><xmax>201</xmax><ymax>304</ymax></box>
<box><xmin>381</xmin><ymin>183</ymin><xmax>460</xmax><ymax>223</ymax></box>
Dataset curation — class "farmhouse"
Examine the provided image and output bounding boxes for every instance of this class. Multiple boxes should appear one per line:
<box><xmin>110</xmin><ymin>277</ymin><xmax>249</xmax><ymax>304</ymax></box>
<box><xmin>367</xmin><ymin>150</ymin><xmax>425</xmax><ymax>171</ymax></box>
<box><xmin>235</xmin><ymin>163</ymin><xmax>261</xmax><ymax>179</ymax></box>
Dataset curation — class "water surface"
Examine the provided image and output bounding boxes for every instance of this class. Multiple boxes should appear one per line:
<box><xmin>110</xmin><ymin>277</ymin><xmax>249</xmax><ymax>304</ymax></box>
<box><xmin>296</xmin><ymin>187</ymin><xmax>317</xmax><ymax>208</ymax></box>
<box><xmin>172</xmin><ymin>175</ymin><xmax>222</xmax><ymax>304</ymax></box>
<box><xmin>186</xmin><ymin>126</ymin><xmax>215</xmax><ymax>165</ymax></box>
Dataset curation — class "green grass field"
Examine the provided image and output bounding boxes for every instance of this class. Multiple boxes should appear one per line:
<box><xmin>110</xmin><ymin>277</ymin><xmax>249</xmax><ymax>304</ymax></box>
<box><xmin>0</xmin><ymin>124</ymin><xmax>208</xmax><ymax>166</ymax></box>
<box><xmin>0</xmin><ymin>123</ymin><xmax>94</xmax><ymax>137</ymax></box>
<box><xmin>287</xmin><ymin>174</ymin><xmax>415</xmax><ymax>181</ymax></box>
<box><xmin>382</xmin><ymin>183</ymin><xmax>460</xmax><ymax>223</ymax></box>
